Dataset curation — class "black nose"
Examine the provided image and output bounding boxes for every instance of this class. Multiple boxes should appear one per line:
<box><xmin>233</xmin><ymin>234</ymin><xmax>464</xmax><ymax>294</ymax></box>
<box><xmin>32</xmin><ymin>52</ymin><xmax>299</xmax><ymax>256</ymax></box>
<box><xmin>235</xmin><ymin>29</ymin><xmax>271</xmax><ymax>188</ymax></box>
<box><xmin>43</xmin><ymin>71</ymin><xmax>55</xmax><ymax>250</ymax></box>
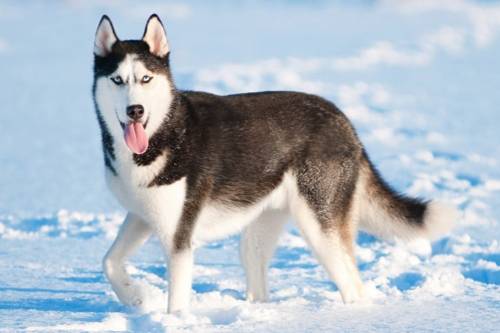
<box><xmin>126</xmin><ymin>104</ymin><xmax>144</xmax><ymax>121</ymax></box>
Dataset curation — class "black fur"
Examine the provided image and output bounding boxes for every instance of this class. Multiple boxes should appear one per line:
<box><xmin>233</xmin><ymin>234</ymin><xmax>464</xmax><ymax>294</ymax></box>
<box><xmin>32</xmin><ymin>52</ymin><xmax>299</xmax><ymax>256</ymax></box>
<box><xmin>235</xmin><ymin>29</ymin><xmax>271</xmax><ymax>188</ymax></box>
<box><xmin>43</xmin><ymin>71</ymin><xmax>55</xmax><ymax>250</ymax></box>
<box><xmin>92</xmin><ymin>98</ymin><xmax>116</xmax><ymax>175</ymax></box>
<box><xmin>94</xmin><ymin>40</ymin><xmax>171</xmax><ymax>77</ymax></box>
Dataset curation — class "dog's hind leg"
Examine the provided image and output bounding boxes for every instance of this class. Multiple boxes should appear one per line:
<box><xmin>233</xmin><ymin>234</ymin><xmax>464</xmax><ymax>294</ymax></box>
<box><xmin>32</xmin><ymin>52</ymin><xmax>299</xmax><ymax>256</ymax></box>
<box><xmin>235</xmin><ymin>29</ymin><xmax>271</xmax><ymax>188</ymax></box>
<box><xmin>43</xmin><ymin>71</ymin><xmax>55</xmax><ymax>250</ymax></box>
<box><xmin>103</xmin><ymin>213</ymin><xmax>152</xmax><ymax>307</ymax></box>
<box><xmin>290</xmin><ymin>157</ymin><xmax>365</xmax><ymax>304</ymax></box>
<box><xmin>291</xmin><ymin>194</ymin><xmax>364</xmax><ymax>303</ymax></box>
<box><xmin>240</xmin><ymin>210</ymin><xmax>288</xmax><ymax>302</ymax></box>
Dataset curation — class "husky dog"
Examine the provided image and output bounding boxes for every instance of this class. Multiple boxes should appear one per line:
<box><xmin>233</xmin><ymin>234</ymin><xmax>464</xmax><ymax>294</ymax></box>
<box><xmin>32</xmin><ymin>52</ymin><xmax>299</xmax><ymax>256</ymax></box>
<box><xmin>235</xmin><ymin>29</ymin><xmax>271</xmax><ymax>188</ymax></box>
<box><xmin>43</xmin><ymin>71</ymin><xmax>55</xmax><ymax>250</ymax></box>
<box><xmin>93</xmin><ymin>14</ymin><xmax>456</xmax><ymax>313</ymax></box>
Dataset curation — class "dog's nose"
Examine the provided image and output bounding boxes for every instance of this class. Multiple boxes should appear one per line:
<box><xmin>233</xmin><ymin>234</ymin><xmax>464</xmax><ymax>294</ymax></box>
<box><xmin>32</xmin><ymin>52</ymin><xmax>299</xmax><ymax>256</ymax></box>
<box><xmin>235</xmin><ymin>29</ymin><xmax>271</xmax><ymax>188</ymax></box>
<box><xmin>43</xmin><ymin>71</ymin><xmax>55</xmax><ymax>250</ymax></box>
<box><xmin>126</xmin><ymin>104</ymin><xmax>144</xmax><ymax>121</ymax></box>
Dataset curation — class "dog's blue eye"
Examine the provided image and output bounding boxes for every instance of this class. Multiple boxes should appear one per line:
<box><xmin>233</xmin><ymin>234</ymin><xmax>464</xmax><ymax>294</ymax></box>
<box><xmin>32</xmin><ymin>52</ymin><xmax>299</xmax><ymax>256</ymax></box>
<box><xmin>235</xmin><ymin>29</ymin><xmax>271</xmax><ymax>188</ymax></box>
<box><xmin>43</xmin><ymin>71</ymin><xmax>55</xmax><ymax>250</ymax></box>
<box><xmin>111</xmin><ymin>76</ymin><xmax>123</xmax><ymax>85</ymax></box>
<box><xmin>142</xmin><ymin>75</ymin><xmax>152</xmax><ymax>83</ymax></box>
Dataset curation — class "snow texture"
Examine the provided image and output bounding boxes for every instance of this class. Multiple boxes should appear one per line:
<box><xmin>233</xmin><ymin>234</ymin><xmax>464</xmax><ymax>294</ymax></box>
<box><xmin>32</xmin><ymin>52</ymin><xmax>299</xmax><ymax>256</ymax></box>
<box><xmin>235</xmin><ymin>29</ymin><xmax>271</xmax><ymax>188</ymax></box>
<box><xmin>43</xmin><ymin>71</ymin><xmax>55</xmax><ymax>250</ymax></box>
<box><xmin>0</xmin><ymin>0</ymin><xmax>499</xmax><ymax>332</ymax></box>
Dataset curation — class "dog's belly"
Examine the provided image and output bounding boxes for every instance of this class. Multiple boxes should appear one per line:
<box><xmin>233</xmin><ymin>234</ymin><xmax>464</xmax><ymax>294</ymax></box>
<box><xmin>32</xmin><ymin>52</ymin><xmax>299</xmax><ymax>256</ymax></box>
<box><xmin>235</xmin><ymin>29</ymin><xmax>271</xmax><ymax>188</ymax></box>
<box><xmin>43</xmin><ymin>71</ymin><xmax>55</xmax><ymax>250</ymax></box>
<box><xmin>192</xmin><ymin>202</ymin><xmax>269</xmax><ymax>246</ymax></box>
<box><xmin>192</xmin><ymin>175</ymin><xmax>292</xmax><ymax>246</ymax></box>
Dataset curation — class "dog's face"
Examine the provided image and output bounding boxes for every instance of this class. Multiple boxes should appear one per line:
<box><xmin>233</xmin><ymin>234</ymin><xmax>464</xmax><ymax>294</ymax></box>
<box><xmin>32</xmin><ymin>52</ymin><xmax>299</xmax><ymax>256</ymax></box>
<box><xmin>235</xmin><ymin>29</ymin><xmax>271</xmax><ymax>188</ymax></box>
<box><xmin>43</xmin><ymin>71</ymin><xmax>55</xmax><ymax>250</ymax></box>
<box><xmin>93</xmin><ymin>15</ymin><xmax>174</xmax><ymax>155</ymax></box>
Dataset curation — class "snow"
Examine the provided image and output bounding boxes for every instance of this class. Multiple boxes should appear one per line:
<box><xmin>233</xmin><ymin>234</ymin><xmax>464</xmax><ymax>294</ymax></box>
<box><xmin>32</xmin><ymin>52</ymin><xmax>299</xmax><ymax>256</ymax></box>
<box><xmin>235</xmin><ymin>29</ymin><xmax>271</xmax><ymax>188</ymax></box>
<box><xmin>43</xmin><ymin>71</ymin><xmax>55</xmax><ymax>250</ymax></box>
<box><xmin>1</xmin><ymin>0</ymin><xmax>499</xmax><ymax>332</ymax></box>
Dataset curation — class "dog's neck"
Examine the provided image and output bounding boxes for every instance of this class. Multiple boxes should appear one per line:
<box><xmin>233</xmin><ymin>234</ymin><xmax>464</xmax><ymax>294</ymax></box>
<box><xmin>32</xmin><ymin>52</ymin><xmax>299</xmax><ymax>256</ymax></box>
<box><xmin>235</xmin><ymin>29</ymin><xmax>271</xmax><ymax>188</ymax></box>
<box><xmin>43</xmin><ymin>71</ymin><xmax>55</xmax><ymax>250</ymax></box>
<box><xmin>131</xmin><ymin>91</ymin><xmax>185</xmax><ymax>167</ymax></box>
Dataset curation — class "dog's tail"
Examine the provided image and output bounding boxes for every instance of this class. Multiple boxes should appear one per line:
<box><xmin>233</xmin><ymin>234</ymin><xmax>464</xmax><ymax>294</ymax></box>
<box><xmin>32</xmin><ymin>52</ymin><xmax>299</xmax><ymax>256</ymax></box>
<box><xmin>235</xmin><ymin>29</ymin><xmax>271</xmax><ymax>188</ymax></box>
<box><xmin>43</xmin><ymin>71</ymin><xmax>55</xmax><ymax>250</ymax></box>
<box><xmin>356</xmin><ymin>150</ymin><xmax>457</xmax><ymax>242</ymax></box>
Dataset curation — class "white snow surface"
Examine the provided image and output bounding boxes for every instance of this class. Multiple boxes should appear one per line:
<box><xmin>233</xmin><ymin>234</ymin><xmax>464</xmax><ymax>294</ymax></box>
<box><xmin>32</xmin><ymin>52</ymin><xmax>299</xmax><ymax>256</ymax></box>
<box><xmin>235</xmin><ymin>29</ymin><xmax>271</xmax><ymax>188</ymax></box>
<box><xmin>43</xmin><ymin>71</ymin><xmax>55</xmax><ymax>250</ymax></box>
<box><xmin>1</xmin><ymin>1</ymin><xmax>499</xmax><ymax>332</ymax></box>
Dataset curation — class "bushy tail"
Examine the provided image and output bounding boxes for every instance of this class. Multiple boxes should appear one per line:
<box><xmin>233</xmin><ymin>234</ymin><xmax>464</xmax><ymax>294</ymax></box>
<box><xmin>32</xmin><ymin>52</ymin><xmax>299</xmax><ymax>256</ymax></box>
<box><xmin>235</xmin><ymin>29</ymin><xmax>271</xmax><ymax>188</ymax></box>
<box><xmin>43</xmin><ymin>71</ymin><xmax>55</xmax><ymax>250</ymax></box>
<box><xmin>356</xmin><ymin>150</ymin><xmax>457</xmax><ymax>241</ymax></box>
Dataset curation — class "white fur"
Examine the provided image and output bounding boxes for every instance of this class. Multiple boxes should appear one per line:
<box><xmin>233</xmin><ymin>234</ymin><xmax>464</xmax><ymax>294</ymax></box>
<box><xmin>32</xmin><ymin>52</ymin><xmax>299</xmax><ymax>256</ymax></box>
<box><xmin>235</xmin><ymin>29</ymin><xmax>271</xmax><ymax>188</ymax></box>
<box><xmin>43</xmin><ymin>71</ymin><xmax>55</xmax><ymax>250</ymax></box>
<box><xmin>423</xmin><ymin>201</ymin><xmax>458</xmax><ymax>241</ymax></box>
<box><xmin>106</xmin><ymin>173</ymin><xmax>186</xmax><ymax>237</ymax></box>
<box><xmin>103</xmin><ymin>214</ymin><xmax>152</xmax><ymax>307</ymax></box>
<box><xmin>240</xmin><ymin>210</ymin><xmax>288</xmax><ymax>302</ymax></box>
<box><xmin>166</xmin><ymin>248</ymin><xmax>193</xmax><ymax>313</ymax></box>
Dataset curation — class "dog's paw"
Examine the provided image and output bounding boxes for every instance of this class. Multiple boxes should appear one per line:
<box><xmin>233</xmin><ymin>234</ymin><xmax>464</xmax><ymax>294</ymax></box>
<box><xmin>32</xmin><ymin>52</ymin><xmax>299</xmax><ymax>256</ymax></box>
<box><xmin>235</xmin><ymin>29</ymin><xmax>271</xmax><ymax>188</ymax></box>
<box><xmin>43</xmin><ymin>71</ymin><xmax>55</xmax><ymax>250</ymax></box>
<box><xmin>115</xmin><ymin>282</ymin><xmax>145</xmax><ymax>307</ymax></box>
<box><xmin>340</xmin><ymin>284</ymin><xmax>367</xmax><ymax>304</ymax></box>
<box><xmin>116</xmin><ymin>280</ymin><xmax>165</xmax><ymax>313</ymax></box>
<box><xmin>341</xmin><ymin>284</ymin><xmax>375</xmax><ymax>307</ymax></box>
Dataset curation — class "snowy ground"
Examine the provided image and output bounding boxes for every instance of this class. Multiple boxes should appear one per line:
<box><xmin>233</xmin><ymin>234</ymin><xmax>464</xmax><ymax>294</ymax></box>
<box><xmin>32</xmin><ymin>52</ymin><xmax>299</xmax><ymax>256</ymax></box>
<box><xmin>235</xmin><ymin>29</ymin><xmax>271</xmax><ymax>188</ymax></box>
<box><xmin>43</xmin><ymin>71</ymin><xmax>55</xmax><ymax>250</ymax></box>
<box><xmin>1</xmin><ymin>0</ymin><xmax>500</xmax><ymax>332</ymax></box>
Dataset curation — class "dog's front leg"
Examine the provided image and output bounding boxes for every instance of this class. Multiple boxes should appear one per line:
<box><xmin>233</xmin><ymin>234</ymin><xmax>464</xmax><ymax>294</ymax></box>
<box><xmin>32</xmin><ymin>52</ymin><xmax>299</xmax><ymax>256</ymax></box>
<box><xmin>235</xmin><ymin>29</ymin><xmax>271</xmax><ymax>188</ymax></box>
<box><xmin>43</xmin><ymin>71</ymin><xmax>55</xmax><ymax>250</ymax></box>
<box><xmin>157</xmin><ymin>208</ymin><xmax>198</xmax><ymax>314</ymax></box>
<box><xmin>103</xmin><ymin>213</ymin><xmax>152</xmax><ymax>307</ymax></box>
<box><xmin>157</xmin><ymin>233</ymin><xmax>194</xmax><ymax>314</ymax></box>
<box><xmin>167</xmin><ymin>247</ymin><xmax>194</xmax><ymax>313</ymax></box>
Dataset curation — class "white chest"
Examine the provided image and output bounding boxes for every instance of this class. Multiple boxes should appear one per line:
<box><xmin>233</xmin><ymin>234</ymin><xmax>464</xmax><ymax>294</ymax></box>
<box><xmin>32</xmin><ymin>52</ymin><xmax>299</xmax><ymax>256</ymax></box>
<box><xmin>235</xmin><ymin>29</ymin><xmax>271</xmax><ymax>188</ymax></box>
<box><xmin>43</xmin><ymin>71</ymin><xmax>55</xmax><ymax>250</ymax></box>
<box><xmin>105</xmin><ymin>150</ymin><xmax>186</xmax><ymax>237</ymax></box>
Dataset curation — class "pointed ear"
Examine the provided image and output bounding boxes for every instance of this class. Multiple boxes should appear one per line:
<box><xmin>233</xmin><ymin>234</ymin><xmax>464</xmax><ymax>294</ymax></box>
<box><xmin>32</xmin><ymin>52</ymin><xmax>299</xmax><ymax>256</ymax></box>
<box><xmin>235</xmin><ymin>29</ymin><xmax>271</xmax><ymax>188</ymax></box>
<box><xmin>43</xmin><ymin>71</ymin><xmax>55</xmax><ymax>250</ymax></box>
<box><xmin>94</xmin><ymin>15</ymin><xmax>118</xmax><ymax>57</ymax></box>
<box><xmin>142</xmin><ymin>14</ymin><xmax>169</xmax><ymax>58</ymax></box>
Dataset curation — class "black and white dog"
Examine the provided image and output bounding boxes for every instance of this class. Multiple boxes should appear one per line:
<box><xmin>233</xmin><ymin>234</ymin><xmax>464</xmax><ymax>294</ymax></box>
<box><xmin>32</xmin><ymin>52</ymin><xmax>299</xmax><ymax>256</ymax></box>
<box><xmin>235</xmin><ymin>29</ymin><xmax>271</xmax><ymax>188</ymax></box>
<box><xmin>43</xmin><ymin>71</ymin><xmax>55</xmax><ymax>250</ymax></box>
<box><xmin>93</xmin><ymin>14</ymin><xmax>456</xmax><ymax>313</ymax></box>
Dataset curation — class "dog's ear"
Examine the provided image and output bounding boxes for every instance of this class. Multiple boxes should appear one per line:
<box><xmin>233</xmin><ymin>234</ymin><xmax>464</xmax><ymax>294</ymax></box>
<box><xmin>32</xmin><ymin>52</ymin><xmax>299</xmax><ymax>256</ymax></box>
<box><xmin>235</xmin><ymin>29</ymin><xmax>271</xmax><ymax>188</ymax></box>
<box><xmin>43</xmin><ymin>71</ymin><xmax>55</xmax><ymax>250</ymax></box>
<box><xmin>142</xmin><ymin>14</ymin><xmax>169</xmax><ymax>58</ymax></box>
<box><xmin>94</xmin><ymin>15</ymin><xmax>118</xmax><ymax>57</ymax></box>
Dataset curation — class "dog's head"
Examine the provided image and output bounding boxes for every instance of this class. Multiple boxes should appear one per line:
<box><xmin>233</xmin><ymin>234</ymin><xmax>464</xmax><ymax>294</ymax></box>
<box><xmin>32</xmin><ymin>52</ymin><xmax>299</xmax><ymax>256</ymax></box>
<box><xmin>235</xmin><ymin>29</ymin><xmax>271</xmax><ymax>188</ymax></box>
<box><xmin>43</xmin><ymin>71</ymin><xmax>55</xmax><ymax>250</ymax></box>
<box><xmin>93</xmin><ymin>14</ymin><xmax>174</xmax><ymax>155</ymax></box>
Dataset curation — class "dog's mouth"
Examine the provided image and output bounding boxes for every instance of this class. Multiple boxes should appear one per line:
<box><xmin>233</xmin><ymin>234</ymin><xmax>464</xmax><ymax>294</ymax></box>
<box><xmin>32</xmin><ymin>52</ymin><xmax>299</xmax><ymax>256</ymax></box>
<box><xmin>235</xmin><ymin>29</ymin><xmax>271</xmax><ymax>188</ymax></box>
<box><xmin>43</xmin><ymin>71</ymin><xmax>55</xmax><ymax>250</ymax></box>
<box><xmin>119</xmin><ymin>117</ymin><xmax>150</xmax><ymax>155</ymax></box>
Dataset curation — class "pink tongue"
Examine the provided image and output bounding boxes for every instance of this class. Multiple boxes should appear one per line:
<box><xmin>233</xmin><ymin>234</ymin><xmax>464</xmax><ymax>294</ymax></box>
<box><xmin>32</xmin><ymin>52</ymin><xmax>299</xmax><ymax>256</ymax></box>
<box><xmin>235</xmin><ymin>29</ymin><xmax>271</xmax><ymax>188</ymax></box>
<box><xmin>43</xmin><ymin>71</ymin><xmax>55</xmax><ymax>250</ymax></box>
<box><xmin>124</xmin><ymin>122</ymin><xmax>149</xmax><ymax>154</ymax></box>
